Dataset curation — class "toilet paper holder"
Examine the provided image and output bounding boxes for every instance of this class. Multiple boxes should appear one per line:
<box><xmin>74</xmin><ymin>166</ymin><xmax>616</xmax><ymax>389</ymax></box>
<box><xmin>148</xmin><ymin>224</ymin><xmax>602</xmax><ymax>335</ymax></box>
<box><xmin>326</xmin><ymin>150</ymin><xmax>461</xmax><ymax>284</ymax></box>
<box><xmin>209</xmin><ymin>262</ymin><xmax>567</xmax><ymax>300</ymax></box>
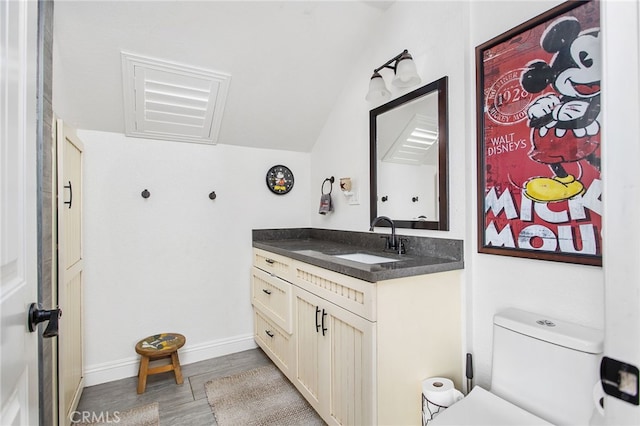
<box><xmin>600</xmin><ymin>356</ymin><xmax>639</xmax><ymax>406</ymax></box>
<box><xmin>422</xmin><ymin>377</ymin><xmax>463</xmax><ymax>426</ymax></box>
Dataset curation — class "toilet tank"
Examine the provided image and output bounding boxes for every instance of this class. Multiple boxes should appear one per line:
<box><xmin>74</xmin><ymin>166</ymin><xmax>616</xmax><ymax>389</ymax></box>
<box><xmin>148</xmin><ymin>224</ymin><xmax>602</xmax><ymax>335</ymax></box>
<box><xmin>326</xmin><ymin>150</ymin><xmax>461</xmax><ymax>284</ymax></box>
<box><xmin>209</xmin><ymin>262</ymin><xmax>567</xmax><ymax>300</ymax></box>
<box><xmin>490</xmin><ymin>308</ymin><xmax>603</xmax><ymax>426</ymax></box>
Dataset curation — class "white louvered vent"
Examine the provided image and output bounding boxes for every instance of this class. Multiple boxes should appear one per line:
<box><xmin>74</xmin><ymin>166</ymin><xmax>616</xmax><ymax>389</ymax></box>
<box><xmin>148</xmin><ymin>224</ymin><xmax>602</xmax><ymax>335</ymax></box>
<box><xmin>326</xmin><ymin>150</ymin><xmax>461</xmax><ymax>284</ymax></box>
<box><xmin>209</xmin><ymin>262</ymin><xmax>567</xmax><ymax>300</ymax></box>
<box><xmin>382</xmin><ymin>113</ymin><xmax>438</xmax><ymax>165</ymax></box>
<box><xmin>122</xmin><ymin>52</ymin><xmax>231</xmax><ymax>144</ymax></box>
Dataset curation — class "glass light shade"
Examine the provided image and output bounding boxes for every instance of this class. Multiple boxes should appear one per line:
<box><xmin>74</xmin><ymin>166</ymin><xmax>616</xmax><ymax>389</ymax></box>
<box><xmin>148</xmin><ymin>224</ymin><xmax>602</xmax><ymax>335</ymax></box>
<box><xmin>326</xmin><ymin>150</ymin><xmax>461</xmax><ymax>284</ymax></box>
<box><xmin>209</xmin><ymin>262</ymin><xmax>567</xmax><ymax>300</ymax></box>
<box><xmin>392</xmin><ymin>56</ymin><xmax>421</xmax><ymax>88</ymax></box>
<box><xmin>366</xmin><ymin>72</ymin><xmax>391</xmax><ymax>102</ymax></box>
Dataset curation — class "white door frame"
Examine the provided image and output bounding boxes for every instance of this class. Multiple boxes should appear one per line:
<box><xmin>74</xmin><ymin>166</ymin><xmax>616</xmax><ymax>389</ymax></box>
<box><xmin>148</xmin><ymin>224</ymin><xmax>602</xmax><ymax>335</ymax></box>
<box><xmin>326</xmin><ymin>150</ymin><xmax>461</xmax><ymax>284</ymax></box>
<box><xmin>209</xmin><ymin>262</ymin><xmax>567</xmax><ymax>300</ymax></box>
<box><xmin>602</xmin><ymin>1</ymin><xmax>640</xmax><ymax>425</ymax></box>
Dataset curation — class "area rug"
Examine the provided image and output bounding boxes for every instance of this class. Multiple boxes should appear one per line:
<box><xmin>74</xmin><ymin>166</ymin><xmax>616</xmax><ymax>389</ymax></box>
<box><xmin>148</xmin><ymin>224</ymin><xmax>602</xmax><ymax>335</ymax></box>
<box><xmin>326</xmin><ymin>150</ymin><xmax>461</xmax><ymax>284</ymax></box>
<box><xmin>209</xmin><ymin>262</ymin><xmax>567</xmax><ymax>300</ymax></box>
<box><xmin>205</xmin><ymin>364</ymin><xmax>325</xmax><ymax>425</ymax></box>
<box><xmin>73</xmin><ymin>402</ymin><xmax>159</xmax><ymax>426</ymax></box>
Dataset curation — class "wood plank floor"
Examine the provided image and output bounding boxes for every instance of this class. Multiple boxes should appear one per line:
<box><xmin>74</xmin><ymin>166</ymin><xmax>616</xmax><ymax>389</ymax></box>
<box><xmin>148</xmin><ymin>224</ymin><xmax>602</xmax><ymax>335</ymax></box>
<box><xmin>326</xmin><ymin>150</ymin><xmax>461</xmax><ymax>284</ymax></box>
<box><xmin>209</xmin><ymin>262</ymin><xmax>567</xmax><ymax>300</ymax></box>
<box><xmin>75</xmin><ymin>348</ymin><xmax>274</xmax><ymax>425</ymax></box>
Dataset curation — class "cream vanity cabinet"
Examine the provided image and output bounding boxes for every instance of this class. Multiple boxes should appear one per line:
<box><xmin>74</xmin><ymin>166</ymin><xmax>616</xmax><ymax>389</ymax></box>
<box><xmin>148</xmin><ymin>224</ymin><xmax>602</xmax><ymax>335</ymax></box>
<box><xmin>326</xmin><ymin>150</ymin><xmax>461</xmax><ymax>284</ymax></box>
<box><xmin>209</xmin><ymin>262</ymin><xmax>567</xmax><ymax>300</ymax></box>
<box><xmin>251</xmin><ymin>247</ymin><xmax>462</xmax><ymax>426</ymax></box>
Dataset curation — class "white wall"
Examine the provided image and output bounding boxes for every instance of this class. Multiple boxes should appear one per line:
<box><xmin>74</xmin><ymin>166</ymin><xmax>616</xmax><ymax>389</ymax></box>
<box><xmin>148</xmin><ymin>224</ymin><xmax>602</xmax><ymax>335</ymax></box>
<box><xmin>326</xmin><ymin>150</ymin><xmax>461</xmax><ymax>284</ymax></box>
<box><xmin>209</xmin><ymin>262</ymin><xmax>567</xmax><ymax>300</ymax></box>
<box><xmin>79</xmin><ymin>130</ymin><xmax>311</xmax><ymax>384</ymax></box>
<box><xmin>310</xmin><ymin>0</ymin><xmax>604</xmax><ymax>392</ymax></box>
<box><xmin>310</xmin><ymin>1</ymin><xmax>467</xmax><ymax>239</ymax></box>
<box><xmin>467</xmin><ymin>0</ymin><xmax>604</xmax><ymax>388</ymax></box>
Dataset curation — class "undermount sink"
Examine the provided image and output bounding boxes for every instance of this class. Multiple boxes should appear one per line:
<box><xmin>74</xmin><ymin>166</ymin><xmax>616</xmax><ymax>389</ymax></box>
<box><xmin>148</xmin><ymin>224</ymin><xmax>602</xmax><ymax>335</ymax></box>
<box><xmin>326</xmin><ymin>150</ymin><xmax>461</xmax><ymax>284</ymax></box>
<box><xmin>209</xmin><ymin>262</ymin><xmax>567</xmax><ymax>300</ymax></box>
<box><xmin>333</xmin><ymin>253</ymin><xmax>400</xmax><ymax>264</ymax></box>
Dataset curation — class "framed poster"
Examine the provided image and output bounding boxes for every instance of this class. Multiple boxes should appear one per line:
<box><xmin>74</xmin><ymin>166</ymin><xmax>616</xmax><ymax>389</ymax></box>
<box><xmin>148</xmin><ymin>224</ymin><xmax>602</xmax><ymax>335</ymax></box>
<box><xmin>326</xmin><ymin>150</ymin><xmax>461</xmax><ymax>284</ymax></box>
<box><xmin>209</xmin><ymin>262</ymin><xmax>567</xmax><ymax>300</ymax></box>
<box><xmin>476</xmin><ymin>1</ymin><xmax>601</xmax><ymax>266</ymax></box>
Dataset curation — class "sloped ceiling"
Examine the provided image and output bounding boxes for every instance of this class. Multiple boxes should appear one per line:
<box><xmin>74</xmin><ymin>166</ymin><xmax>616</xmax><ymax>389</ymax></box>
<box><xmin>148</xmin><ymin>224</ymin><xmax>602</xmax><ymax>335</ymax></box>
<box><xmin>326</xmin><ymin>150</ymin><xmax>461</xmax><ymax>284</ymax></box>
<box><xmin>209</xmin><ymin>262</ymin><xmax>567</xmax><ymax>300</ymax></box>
<box><xmin>53</xmin><ymin>1</ymin><xmax>391</xmax><ymax>152</ymax></box>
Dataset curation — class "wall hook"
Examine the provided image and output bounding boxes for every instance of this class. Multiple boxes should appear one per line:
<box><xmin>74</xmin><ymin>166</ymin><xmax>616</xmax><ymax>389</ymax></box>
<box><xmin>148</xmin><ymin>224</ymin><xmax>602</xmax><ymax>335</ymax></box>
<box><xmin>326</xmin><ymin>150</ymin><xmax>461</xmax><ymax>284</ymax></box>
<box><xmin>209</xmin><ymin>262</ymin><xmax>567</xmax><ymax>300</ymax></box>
<box><xmin>141</xmin><ymin>189</ymin><xmax>150</xmax><ymax>199</ymax></box>
<box><xmin>209</xmin><ymin>191</ymin><xmax>217</xmax><ymax>200</ymax></box>
<box><xmin>381</xmin><ymin>195</ymin><xmax>388</xmax><ymax>202</ymax></box>
<box><xmin>412</xmin><ymin>196</ymin><xmax>419</xmax><ymax>202</ymax></box>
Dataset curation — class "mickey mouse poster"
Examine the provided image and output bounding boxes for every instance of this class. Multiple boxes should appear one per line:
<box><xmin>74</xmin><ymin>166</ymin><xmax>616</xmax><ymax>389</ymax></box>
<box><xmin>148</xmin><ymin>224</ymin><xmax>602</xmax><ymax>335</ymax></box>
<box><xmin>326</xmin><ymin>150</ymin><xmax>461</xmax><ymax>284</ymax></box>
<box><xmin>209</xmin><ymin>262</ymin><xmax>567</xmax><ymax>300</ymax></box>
<box><xmin>477</xmin><ymin>0</ymin><xmax>601</xmax><ymax>265</ymax></box>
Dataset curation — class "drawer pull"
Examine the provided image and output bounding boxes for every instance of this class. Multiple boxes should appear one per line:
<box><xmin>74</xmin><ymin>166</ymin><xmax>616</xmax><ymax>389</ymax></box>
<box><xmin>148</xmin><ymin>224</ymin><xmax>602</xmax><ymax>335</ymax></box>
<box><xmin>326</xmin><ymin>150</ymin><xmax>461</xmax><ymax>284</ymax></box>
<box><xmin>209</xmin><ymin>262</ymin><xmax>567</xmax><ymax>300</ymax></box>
<box><xmin>265</xmin><ymin>258</ymin><xmax>275</xmax><ymax>264</ymax></box>
<box><xmin>262</xmin><ymin>289</ymin><xmax>272</xmax><ymax>295</ymax></box>
<box><xmin>265</xmin><ymin>330</ymin><xmax>275</xmax><ymax>338</ymax></box>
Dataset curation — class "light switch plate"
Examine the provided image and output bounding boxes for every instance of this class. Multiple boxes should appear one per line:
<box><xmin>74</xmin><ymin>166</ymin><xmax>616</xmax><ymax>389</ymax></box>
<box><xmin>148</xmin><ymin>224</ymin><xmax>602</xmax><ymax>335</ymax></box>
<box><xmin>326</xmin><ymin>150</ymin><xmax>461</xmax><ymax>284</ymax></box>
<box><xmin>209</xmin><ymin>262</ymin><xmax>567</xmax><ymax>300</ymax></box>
<box><xmin>347</xmin><ymin>190</ymin><xmax>360</xmax><ymax>205</ymax></box>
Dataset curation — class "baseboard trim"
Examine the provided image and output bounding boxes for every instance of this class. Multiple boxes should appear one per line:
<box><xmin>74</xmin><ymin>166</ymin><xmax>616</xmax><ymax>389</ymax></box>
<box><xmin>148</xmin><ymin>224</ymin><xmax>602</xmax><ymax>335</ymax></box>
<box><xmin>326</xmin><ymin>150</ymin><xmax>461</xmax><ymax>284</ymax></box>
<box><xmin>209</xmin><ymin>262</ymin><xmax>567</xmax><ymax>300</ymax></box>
<box><xmin>83</xmin><ymin>333</ymin><xmax>257</xmax><ymax>386</ymax></box>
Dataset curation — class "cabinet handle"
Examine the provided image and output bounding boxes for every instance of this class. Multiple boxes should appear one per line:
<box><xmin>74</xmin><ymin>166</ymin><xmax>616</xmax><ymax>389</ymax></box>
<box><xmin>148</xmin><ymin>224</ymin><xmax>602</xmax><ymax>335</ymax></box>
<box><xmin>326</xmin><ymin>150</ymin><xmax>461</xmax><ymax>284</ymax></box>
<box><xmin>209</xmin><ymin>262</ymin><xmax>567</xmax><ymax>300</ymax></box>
<box><xmin>265</xmin><ymin>258</ymin><xmax>275</xmax><ymax>264</ymax></box>
<box><xmin>64</xmin><ymin>181</ymin><xmax>73</xmax><ymax>208</ymax></box>
<box><xmin>321</xmin><ymin>309</ymin><xmax>327</xmax><ymax>336</ymax></box>
<box><xmin>315</xmin><ymin>306</ymin><xmax>321</xmax><ymax>333</ymax></box>
<box><xmin>262</xmin><ymin>289</ymin><xmax>272</xmax><ymax>295</ymax></box>
<box><xmin>265</xmin><ymin>330</ymin><xmax>274</xmax><ymax>338</ymax></box>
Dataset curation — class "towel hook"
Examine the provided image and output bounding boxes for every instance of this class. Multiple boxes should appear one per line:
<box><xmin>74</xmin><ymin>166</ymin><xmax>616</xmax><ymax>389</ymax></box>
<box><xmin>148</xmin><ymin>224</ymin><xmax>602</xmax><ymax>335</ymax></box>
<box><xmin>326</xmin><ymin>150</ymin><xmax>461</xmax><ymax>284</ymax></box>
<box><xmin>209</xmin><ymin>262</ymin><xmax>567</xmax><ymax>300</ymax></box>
<box><xmin>321</xmin><ymin>176</ymin><xmax>334</xmax><ymax>195</ymax></box>
<box><xmin>141</xmin><ymin>189</ymin><xmax>150</xmax><ymax>199</ymax></box>
<box><xmin>209</xmin><ymin>191</ymin><xmax>217</xmax><ymax>200</ymax></box>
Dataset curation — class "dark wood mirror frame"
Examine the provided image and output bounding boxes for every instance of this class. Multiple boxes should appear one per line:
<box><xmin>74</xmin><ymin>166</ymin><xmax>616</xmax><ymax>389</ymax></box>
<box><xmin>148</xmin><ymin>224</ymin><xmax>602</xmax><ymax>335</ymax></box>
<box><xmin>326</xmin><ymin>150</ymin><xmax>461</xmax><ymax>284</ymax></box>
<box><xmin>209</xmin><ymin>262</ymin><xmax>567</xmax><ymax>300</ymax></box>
<box><xmin>369</xmin><ymin>76</ymin><xmax>449</xmax><ymax>230</ymax></box>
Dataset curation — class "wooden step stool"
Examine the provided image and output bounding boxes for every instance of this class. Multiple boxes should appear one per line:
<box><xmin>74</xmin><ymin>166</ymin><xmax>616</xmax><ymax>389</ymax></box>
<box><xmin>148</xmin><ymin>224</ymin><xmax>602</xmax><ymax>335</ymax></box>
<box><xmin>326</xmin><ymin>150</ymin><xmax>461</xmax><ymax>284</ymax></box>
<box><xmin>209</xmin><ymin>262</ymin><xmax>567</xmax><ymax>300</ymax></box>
<box><xmin>135</xmin><ymin>333</ymin><xmax>186</xmax><ymax>394</ymax></box>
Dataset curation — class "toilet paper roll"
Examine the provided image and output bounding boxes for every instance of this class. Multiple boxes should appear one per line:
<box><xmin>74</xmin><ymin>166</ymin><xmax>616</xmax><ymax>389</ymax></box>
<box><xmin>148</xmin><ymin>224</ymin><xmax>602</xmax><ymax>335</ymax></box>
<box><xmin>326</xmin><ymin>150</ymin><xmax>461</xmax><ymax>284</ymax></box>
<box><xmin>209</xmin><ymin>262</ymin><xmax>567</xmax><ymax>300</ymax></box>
<box><xmin>422</xmin><ymin>377</ymin><xmax>464</xmax><ymax>425</ymax></box>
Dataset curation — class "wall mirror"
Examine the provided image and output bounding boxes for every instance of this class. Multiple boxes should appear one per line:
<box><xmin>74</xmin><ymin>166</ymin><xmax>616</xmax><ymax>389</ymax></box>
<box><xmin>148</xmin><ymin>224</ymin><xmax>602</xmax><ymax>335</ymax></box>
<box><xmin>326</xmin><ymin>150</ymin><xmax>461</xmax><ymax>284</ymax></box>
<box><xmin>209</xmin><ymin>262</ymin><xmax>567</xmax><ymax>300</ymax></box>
<box><xmin>370</xmin><ymin>76</ymin><xmax>449</xmax><ymax>230</ymax></box>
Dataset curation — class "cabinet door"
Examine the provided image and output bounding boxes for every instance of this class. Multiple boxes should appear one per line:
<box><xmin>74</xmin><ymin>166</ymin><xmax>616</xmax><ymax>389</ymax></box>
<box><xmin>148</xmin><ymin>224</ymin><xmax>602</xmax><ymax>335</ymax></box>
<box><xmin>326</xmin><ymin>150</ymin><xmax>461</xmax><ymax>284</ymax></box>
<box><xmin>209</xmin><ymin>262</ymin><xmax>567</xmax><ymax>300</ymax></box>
<box><xmin>293</xmin><ymin>287</ymin><xmax>328</xmax><ymax>414</ymax></box>
<box><xmin>294</xmin><ymin>286</ymin><xmax>376</xmax><ymax>426</ymax></box>
<box><xmin>57</xmin><ymin>120</ymin><xmax>85</xmax><ymax>425</ymax></box>
<box><xmin>326</xmin><ymin>302</ymin><xmax>376</xmax><ymax>426</ymax></box>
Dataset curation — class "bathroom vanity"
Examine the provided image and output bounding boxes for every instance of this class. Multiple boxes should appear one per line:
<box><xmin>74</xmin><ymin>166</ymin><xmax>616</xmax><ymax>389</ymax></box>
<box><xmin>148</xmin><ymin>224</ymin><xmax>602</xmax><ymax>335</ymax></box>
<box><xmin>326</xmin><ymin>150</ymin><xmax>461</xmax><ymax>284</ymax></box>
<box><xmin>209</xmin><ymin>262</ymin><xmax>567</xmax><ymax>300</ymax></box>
<box><xmin>251</xmin><ymin>228</ymin><xmax>464</xmax><ymax>425</ymax></box>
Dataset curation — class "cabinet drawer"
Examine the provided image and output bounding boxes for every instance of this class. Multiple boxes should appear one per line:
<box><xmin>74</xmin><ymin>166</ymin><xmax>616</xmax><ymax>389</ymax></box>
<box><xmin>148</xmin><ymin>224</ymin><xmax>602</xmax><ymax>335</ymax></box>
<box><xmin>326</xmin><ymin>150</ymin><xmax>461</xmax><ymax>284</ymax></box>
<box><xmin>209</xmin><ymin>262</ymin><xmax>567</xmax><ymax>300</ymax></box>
<box><xmin>253</xmin><ymin>309</ymin><xmax>293</xmax><ymax>375</ymax></box>
<box><xmin>251</xmin><ymin>266</ymin><xmax>292</xmax><ymax>333</ymax></box>
<box><xmin>292</xmin><ymin>260</ymin><xmax>377</xmax><ymax>321</ymax></box>
<box><xmin>253</xmin><ymin>248</ymin><xmax>293</xmax><ymax>282</ymax></box>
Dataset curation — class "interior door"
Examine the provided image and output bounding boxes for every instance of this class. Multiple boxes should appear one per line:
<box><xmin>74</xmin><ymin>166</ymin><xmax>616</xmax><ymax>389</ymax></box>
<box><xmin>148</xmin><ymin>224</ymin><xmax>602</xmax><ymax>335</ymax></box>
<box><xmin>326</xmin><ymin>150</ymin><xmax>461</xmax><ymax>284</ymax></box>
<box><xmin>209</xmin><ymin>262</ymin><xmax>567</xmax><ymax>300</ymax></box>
<box><xmin>57</xmin><ymin>120</ymin><xmax>85</xmax><ymax>425</ymax></box>
<box><xmin>0</xmin><ymin>0</ymin><xmax>40</xmax><ymax>424</ymax></box>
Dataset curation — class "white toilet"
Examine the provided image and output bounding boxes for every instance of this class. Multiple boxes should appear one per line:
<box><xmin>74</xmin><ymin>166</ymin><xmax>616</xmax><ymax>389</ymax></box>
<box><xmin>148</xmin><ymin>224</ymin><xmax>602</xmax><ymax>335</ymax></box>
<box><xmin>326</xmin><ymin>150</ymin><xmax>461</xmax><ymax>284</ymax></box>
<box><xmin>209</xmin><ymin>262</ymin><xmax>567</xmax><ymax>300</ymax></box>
<box><xmin>432</xmin><ymin>308</ymin><xmax>604</xmax><ymax>426</ymax></box>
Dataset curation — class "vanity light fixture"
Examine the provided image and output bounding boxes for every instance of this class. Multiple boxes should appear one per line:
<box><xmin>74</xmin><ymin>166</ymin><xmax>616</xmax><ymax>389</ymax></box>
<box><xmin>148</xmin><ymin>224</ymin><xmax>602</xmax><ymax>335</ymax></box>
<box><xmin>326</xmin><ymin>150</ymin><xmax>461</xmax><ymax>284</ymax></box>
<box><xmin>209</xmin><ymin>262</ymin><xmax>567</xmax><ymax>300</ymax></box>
<box><xmin>365</xmin><ymin>49</ymin><xmax>421</xmax><ymax>102</ymax></box>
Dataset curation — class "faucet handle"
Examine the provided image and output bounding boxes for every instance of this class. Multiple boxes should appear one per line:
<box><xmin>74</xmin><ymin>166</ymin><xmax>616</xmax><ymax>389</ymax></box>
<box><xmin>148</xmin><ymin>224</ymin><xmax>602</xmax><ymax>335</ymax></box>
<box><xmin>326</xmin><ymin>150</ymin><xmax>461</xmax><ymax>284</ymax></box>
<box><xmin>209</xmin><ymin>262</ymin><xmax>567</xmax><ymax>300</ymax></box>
<box><xmin>398</xmin><ymin>238</ymin><xmax>408</xmax><ymax>254</ymax></box>
<box><xmin>379</xmin><ymin>235</ymin><xmax>392</xmax><ymax>250</ymax></box>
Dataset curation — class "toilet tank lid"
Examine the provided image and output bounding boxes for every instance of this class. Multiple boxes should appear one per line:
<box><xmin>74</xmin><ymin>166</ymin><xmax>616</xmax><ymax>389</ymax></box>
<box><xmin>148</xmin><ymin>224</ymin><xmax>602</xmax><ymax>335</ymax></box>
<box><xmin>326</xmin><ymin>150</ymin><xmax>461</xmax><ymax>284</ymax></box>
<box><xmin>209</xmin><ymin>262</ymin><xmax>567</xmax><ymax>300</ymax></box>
<box><xmin>494</xmin><ymin>308</ymin><xmax>603</xmax><ymax>354</ymax></box>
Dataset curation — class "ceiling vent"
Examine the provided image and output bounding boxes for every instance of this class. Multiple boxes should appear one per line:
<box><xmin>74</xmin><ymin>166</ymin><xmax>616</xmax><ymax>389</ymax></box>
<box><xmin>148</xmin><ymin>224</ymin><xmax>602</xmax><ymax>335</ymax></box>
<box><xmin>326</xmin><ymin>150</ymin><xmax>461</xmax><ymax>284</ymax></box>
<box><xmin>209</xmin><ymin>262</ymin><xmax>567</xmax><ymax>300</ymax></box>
<box><xmin>122</xmin><ymin>52</ymin><xmax>231</xmax><ymax>145</ymax></box>
<box><xmin>382</xmin><ymin>113</ymin><xmax>438</xmax><ymax>165</ymax></box>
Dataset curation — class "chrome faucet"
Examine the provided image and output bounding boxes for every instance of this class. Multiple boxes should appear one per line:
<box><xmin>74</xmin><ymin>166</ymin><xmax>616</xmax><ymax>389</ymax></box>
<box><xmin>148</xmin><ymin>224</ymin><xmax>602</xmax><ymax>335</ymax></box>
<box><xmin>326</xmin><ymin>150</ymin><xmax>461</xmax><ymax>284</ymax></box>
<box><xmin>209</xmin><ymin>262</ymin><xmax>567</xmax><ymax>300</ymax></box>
<box><xmin>369</xmin><ymin>216</ymin><xmax>405</xmax><ymax>254</ymax></box>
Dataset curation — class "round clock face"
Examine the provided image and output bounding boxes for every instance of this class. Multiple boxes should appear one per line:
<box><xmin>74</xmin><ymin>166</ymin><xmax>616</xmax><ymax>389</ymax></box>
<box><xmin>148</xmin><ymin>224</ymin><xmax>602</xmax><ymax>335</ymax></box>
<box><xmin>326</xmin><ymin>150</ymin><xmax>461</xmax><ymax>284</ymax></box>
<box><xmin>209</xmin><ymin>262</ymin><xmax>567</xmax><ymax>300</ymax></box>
<box><xmin>266</xmin><ymin>165</ymin><xmax>294</xmax><ymax>195</ymax></box>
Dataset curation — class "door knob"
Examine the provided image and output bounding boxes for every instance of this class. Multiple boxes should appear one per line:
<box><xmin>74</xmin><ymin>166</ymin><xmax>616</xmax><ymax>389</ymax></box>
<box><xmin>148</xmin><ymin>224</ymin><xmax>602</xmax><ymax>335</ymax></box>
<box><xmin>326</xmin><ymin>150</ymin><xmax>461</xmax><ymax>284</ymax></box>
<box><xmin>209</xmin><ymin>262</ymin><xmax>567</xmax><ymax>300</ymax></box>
<box><xmin>27</xmin><ymin>303</ymin><xmax>62</xmax><ymax>338</ymax></box>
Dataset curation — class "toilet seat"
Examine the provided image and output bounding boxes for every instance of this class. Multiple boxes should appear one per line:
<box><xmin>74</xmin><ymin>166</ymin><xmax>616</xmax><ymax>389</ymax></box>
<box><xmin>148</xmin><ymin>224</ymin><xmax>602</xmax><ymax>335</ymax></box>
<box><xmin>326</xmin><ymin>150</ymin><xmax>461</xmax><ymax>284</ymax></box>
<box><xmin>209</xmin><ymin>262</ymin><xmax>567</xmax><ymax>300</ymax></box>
<box><xmin>429</xmin><ymin>386</ymin><xmax>552</xmax><ymax>426</ymax></box>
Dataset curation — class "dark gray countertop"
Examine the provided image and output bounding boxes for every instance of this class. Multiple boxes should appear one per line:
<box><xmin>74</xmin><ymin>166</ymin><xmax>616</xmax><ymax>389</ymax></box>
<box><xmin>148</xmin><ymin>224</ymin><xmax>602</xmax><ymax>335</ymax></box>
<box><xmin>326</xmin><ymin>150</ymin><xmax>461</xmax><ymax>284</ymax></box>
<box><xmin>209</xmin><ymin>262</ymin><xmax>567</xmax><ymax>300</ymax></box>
<box><xmin>253</xmin><ymin>228</ymin><xmax>464</xmax><ymax>282</ymax></box>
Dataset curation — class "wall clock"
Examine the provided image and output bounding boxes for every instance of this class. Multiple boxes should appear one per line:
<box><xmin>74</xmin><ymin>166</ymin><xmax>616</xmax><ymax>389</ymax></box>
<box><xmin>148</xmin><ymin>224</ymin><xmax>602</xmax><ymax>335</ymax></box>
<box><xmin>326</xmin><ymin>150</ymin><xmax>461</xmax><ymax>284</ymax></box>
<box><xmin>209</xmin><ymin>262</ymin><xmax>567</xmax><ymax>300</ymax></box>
<box><xmin>266</xmin><ymin>165</ymin><xmax>294</xmax><ymax>195</ymax></box>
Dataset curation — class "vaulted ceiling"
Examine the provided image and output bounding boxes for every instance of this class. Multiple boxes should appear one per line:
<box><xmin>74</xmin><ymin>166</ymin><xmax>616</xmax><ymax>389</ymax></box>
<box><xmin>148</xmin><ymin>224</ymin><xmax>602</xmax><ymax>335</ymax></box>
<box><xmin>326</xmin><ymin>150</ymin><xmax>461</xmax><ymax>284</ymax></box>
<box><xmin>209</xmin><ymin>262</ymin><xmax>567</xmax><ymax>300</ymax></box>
<box><xmin>53</xmin><ymin>1</ymin><xmax>393</xmax><ymax>152</ymax></box>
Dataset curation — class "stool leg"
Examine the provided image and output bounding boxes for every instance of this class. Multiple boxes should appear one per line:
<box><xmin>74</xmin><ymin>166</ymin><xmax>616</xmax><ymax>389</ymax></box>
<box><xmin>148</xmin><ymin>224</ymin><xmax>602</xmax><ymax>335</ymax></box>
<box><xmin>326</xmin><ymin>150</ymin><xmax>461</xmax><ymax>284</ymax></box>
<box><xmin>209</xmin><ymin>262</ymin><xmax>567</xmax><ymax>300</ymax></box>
<box><xmin>137</xmin><ymin>356</ymin><xmax>150</xmax><ymax>394</ymax></box>
<box><xmin>171</xmin><ymin>352</ymin><xmax>183</xmax><ymax>385</ymax></box>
